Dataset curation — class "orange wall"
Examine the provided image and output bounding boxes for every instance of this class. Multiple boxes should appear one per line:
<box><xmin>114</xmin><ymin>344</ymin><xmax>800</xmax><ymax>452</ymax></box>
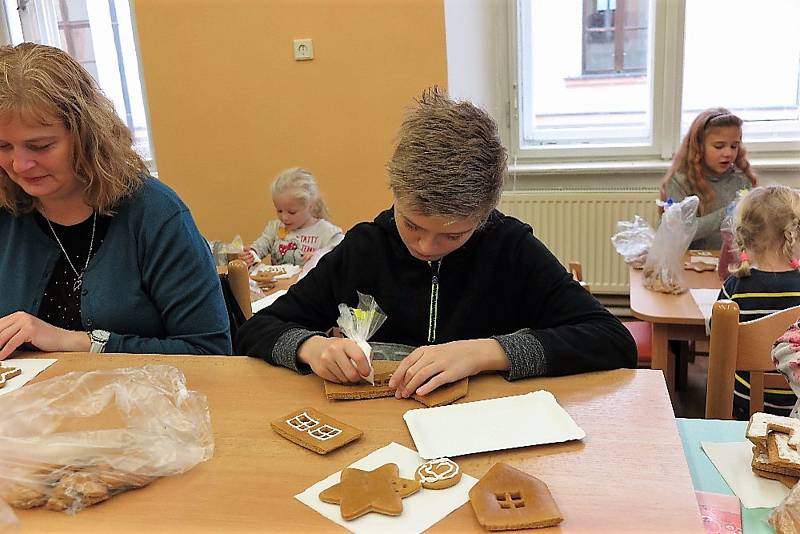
<box><xmin>133</xmin><ymin>0</ymin><xmax>447</xmax><ymax>242</ymax></box>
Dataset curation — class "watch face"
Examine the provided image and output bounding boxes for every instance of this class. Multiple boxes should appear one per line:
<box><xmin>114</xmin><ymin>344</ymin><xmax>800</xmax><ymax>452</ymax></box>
<box><xmin>92</xmin><ymin>330</ymin><xmax>110</xmax><ymax>342</ymax></box>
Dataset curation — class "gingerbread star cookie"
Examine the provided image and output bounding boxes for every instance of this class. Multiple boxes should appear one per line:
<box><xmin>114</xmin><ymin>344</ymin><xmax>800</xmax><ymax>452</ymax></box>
<box><xmin>319</xmin><ymin>463</ymin><xmax>420</xmax><ymax>520</ymax></box>
<box><xmin>0</xmin><ymin>366</ymin><xmax>21</xmax><ymax>388</ymax></box>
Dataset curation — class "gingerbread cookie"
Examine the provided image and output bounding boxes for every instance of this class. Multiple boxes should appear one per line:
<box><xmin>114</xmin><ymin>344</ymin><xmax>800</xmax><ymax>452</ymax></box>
<box><xmin>746</xmin><ymin>412</ymin><xmax>800</xmax><ymax>449</ymax></box>
<box><xmin>271</xmin><ymin>407</ymin><xmax>362</xmax><ymax>454</ymax></box>
<box><xmin>325</xmin><ymin>359</ymin><xmax>469</xmax><ymax>407</ymax></box>
<box><xmin>469</xmin><ymin>463</ymin><xmax>563</xmax><ymax>531</ymax></box>
<box><xmin>415</xmin><ymin>457</ymin><xmax>462</xmax><ymax>489</ymax></box>
<box><xmin>46</xmin><ymin>472</ymin><xmax>110</xmax><ymax>512</ymax></box>
<box><xmin>0</xmin><ymin>482</ymin><xmax>48</xmax><ymax>509</ymax></box>
<box><xmin>752</xmin><ymin>467</ymin><xmax>800</xmax><ymax>489</ymax></box>
<box><xmin>413</xmin><ymin>378</ymin><xmax>469</xmax><ymax>407</ymax></box>
<box><xmin>324</xmin><ymin>360</ymin><xmax>398</xmax><ymax>400</ymax></box>
<box><xmin>319</xmin><ymin>463</ymin><xmax>419</xmax><ymax>520</ymax></box>
<box><xmin>0</xmin><ymin>366</ymin><xmax>21</xmax><ymax>388</ymax></box>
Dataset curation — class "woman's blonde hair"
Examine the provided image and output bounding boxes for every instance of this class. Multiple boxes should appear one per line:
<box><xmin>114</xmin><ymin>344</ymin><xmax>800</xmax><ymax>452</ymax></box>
<box><xmin>388</xmin><ymin>87</ymin><xmax>507</xmax><ymax>221</ymax></box>
<box><xmin>730</xmin><ymin>185</ymin><xmax>800</xmax><ymax>277</ymax></box>
<box><xmin>271</xmin><ymin>167</ymin><xmax>329</xmax><ymax>220</ymax></box>
<box><xmin>660</xmin><ymin>107</ymin><xmax>758</xmax><ymax>214</ymax></box>
<box><xmin>0</xmin><ymin>43</ymin><xmax>146</xmax><ymax>216</ymax></box>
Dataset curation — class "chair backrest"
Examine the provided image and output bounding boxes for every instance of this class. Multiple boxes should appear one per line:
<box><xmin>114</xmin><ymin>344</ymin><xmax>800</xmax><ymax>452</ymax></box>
<box><xmin>218</xmin><ymin>259</ymin><xmax>252</xmax><ymax>341</ymax></box>
<box><xmin>227</xmin><ymin>260</ymin><xmax>253</xmax><ymax>320</ymax></box>
<box><xmin>705</xmin><ymin>300</ymin><xmax>800</xmax><ymax>419</ymax></box>
<box><xmin>568</xmin><ymin>261</ymin><xmax>591</xmax><ymax>292</ymax></box>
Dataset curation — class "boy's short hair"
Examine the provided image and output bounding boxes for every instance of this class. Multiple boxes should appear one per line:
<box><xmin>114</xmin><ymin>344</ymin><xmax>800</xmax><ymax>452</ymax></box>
<box><xmin>388</xmin><ymin>88</ymin><xmax>507</xmax><ymax>221</ymax></box>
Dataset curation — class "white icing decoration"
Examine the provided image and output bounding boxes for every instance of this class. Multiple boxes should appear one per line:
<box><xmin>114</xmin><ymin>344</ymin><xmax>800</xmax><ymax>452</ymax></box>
<box><xmin>416</xmin><ymin>458</ymin><xmax>459</xmax><ymax>483</ymax></box>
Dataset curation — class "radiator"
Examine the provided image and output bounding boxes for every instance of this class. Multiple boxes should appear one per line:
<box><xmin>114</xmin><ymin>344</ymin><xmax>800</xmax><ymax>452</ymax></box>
<box><xmin>498</xmin><ymin>189</ymin><xmax>659</xmax><ymax>294</ymax></box>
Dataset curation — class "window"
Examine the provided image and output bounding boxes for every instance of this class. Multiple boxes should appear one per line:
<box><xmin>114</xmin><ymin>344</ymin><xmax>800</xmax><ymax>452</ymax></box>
<box><xmin>582</xmin><ymin>0</ymin><xmax>647</xmax><ymax>76</ymax></box>
<box><xmin>1</xmin><ymin>0</ymin><xmax>154</xmax><ymax>166</ymax></box>
<box><xmin>511</xmin><ymin>0</ymin><xmax>800</xmax><ymax>163</ymax></box>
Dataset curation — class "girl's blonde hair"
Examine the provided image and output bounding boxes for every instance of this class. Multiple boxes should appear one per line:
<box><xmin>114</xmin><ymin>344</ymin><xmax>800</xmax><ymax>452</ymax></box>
<box><xmin>660</xmin><ymin>107</ymin><xmax>758</xmax><ymax>214</ymax></box>
<box><xmin>271</xmin><ymin>167</ymin><xmax>329</xmax><ymax>220</ymax></box>
<box><xmin>730</xmin><ymin>185</ymin><xmax>800</xmax><ymax>277</ymax></box>
<box><xmin>0</xmin><ymin>43</ymin><xmax>146</xmax><ymax>216</ymax></box>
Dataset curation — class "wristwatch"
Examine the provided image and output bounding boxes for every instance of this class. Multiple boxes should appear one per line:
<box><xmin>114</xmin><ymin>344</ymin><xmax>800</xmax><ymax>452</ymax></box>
<box><xmin>88</xmin><ymin>329</ymin><xmax>111</xmax><ymax>353</ymax></box>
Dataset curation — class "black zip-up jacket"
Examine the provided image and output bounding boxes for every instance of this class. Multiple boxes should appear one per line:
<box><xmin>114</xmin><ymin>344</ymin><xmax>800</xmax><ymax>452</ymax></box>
<box><xmin>236</xmin><ymin>208</ymin><xmax>637</xmax><ymax>379</ymax></box>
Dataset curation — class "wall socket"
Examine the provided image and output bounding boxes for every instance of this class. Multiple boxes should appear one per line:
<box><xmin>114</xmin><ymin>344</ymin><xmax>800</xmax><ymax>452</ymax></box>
<box><xmin>293</xmin><ymin>39</ymin><xmax>313</xmax><ymax>61</ymax></box>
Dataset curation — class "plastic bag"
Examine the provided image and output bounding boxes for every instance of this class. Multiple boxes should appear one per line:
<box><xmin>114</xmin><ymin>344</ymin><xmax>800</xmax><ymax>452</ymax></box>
<box><xmin>336</xmin><ymin>292</ymin><xmax>387</xmax><ymax>385</ymax></box>
<box><xmin>642</xmin><ymin>196</ymin><xmax>700</xmax><ymax>294</ymax></box>
<box><xmin>210</xmin><ymin>236</ymin><xmax>245</xmax><ymax>267</ymax></box>
<box><xmin>770</xmin><ymin>478</ymin><xmax>800</xmax><ymax>534</ymax></box>
<box><xmin>0</xmin><ymin>365</ymin><xmax>213</xmax><ymax>522</ymax></box>
<box><xmin>611</xmin><ymin>215</ymin><xmax>655</xmax><ymax>268</ymax></box>
<box><xmin>718</xmin><ymin>190</ymin><xmax>749</xmax><ymax>281</ymax></box>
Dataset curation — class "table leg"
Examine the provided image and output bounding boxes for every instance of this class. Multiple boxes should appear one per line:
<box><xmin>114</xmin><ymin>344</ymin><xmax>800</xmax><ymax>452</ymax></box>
<box><xmin>651</xmin><ymin>324</ymin><xmax>675</xmax><ymax>392</ymax></box>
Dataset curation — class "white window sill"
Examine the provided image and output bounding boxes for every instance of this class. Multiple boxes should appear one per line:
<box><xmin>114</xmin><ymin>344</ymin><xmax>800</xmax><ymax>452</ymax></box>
<box><xmin>509</xmin><ymin>157</ymin><xmax>800</xmax><ymax>176</ymax></box>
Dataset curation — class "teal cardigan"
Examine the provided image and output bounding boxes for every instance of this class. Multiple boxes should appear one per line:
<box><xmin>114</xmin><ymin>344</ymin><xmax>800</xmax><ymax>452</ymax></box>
<box><xmin>0</xmin><ymin>177</ymin><xmax>232</xmax><ymax>355</ymax></box>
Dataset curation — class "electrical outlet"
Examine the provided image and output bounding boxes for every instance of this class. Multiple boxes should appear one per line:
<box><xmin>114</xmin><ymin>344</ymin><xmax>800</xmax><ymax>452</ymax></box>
<box><xmin>293</xmin><ymin>39</ymin><xmax>313</xmax><ymax>61</ymax></box>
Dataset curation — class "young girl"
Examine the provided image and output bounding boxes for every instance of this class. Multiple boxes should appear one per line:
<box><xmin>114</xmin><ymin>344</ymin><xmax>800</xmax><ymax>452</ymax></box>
<box><xmin>660</xmin><ymin>107</ymin><xmax>758</xmax><ymax>250</ymax></box>
<box><xmin>717</xmin><ymin>185</ymin><xmax>800</xmax><ymax>419</ymax></box>
<box><xmin>772</xmin><ymin>324</ymin><xmax>800</xmax><ymax>418</ymax></box>
<box><xmin>238</xmin><ymin>168</ymin><xmax>343</xmax><ymax>267</ymax></box>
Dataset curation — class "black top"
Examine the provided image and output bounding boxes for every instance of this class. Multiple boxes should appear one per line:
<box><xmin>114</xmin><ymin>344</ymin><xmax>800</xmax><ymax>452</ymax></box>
<box><xmin>34</xmin><ymin>211</ymin><xmax>110</xmax><ymax>330</ymax></box>
<box><xmin>236</xmin><ymin>207</ymin><xmax>637</xmax><ymax>378</ymax></box>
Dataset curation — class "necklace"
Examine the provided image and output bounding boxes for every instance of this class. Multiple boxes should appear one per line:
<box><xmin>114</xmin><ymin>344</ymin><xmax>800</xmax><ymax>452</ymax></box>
<box><xmin>42</xmin><ymin>209</ymin><xmax>97</xmax><ymax>293</ymax></box>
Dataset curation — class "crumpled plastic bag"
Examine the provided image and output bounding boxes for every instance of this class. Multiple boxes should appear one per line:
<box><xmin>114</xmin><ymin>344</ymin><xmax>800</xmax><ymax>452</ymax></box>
<box><xmin>210</xmin><ymin>236</ymin><xmax>245</xmax><ymax>267</ymax></box>
<box><xmin>336</xmin><ymin>292</ymin><xmax>387</xmax><ymax>385</ymax></box>
<box><xmin>770</xmin><ymin>478</ymin><xmax>800</xmax><ymax>533</ymax></box>
<box><xmin>611</xmin><ymin>215</ymin><xmax>655</xmax><ymax>268</ymax></box>
<box><xmin>0</xmin><ymin>365</ymin><xmax>213</xmax><ymax>523</ymax></box>
<box><xmin>642</xmin><ymin>196</ymin><xmax>700</xmax><ymax>294</ymax></box>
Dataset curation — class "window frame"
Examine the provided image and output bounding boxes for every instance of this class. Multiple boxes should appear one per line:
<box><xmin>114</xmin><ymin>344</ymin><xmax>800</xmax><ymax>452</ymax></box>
<box><xmin>581</xmin><ymin>0</ymin><xmax>647</xmax><ymax>76</ymax></box>
<box><xmin>0</xmin><ymin>0</ymin><xmax>156</xmax><ymax>172</ymax></box>
<box><xmin>507</xmin><ymin>0</ymin><xmax>800</xmax><ymax>169</ymax></box>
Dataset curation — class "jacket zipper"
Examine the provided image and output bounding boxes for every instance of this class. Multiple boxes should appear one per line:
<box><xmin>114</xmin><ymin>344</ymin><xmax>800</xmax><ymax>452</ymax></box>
<box><xmin>427</xmin><ymin>259</ymin><xmax>440</xmax><ymax>343</ymax></box>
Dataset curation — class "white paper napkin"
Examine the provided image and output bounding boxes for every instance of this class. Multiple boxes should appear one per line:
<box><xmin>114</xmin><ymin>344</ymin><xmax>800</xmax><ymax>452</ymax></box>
<box><xmin>0</xmin><ymin>359</ymin><xmax>57</xmax><ymax>396</ymax></box>
<box><xmin>690</xmin><ymin>288</ymin><xmax>719</xmax><ymax>335</ymax></box>
<box><xmin>701</xmin><ymin>441</ymin><xmax>790</xmax><ymax>508</ymax></box>
<box><xmin>295</xmin><ymin>442</ymin><xmax>476</xmax><ymax>534</ymax></box>
<box><xmin>251</xmin><ymin>290</ymin><xmax>288</xmax><ymax>313</ymax></box>
<box><xmin>404</xmin><ymin>391</ymin><xmax>585</xmax><ymax>459</ymax></box>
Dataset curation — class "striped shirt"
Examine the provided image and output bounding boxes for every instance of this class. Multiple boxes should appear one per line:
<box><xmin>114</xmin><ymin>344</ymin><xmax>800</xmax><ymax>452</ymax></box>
<box><xmin>718</xmin><ymin>269</ymin><xmax>800</xmax><ymax>419</ymax></box>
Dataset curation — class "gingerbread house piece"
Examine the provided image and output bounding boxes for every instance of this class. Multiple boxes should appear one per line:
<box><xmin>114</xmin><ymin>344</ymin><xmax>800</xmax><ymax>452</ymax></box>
<box><xmin>413</xmin><ymin>377</ymin><xmax>468</xmax><ymax>407</ymax></box>
<box><xmin>469</xmin><ymin>463</ymin><xmax>563</xmax><ymax>531</ymax></box>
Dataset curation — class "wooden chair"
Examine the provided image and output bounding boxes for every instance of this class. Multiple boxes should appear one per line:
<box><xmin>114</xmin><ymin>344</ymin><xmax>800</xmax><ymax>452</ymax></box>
<box><xmin>569</xmin><ymin>260</ymin><xmax>652</xmax><ymax>367</ymax></box>
<box><xmin>226</xmin><ymin>259</ymin><xmax>252</xmax><ymax>319</ymax></box>
<box><xmin>705</xmin><ymin>300</ymin><xmax>800</xmax><ymax>419</ymax></box>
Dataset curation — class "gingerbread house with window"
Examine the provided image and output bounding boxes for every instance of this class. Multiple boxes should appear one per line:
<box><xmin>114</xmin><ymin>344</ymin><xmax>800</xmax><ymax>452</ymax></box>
<box><xmin>468</xmin><ymin>463</ymin><xmax>563</xmax><ymax>531</ymax></box>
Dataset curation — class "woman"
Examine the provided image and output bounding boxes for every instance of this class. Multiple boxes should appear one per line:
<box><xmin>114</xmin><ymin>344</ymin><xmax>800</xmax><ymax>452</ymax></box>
<box><xmin>236</xmin><ymin>88</ymin><xmax>636</xmax><ymax>396</ymax></box>
<box><xmin>0</xmin><ymin>43</ymin><xmax>231</xmax><ymax>358</ymax></box>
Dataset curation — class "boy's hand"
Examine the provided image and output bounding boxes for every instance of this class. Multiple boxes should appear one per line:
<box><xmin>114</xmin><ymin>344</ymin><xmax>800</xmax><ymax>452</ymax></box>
<box><xmin>297</xmin><ymin>336</ymin><xmax>372</xmax><ymax>383</ymax></box>
<box><xmin>388</xmin><ymin>339</ymin><xmax>509</xmax><ymax>397</ymax></box>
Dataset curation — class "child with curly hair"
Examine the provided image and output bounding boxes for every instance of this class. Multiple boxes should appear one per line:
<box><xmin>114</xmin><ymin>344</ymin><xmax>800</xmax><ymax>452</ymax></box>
<box><xmin>718</xmin><ymin>184</ymin><xmax>800</xmax><ymax>418</ymax></box>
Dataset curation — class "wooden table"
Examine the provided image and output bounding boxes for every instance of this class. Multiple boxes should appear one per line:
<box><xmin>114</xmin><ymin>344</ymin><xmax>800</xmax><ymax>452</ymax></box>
<box><xmin>629</xmin><ymin>267</ymin><xmax>721</xmax><ymax>392</ymax></box>
<box><xmin>11</xmin><ymin>354</ymin><xmax>704</xmax><ymax>532</ymax></box>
